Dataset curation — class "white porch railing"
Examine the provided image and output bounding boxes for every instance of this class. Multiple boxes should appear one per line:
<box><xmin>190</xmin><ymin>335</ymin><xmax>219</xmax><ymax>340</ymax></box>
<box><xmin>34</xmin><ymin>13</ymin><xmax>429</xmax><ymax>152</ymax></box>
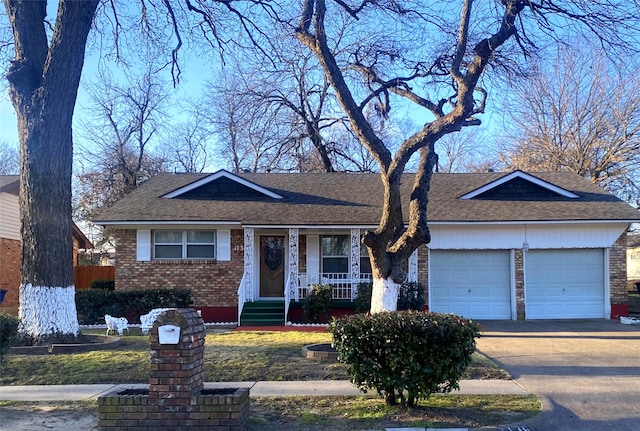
<box><xmin>298</xmin><ymin>273</ymin><xmax>372</xmax><ymax>301</ymax></box>
<box><xmin>237</xmin><ymin>273</ymin><xmax>247</xmax><ymax>326</ymax></box>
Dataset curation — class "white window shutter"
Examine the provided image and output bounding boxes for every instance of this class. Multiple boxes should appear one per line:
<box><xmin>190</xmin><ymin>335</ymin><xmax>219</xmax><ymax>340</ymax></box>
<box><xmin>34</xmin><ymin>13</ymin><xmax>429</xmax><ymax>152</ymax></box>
<box><xmin>136</xmin><ymin>229</ymin><xmax>151</xmax><ymax>261</ymax></box>
<box><xmin>217</xmin><ymin>229</ymin><xmax>231</xmax><ymax>261</ymax></box>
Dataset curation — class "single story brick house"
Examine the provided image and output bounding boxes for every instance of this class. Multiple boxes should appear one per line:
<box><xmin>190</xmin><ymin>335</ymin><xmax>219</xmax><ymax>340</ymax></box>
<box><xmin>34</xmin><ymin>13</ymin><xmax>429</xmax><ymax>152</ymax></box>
<box><xmin>94</xmin><ymin>169</ymin><xmax>640</xmax><ymax>325</ymax></box>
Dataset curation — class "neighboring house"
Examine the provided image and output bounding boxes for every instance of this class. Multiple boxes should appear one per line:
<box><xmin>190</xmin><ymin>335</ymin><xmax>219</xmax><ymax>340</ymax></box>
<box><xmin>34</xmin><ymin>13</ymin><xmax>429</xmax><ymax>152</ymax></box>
<box><xmin>628</xmin><ymin>234</ymin><xmax>640</xmax><ymax>290</ymax></box>
<box><xmin>94</xmin><ymin>169</ymin><xmax>640</xmax><ymax>325</ymax></box>
<box><xmin>0</xmin><ymin>175</ymin><xmax>93</xmax><ymax>315</ymax></box>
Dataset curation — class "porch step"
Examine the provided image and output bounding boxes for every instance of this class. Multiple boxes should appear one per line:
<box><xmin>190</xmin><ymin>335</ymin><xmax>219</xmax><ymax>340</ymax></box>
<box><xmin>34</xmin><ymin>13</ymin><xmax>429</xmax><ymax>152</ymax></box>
<box><xmin>240</xmin><ymin>301</ymin><xmax>285</xmax><ymax>326</ymax></box>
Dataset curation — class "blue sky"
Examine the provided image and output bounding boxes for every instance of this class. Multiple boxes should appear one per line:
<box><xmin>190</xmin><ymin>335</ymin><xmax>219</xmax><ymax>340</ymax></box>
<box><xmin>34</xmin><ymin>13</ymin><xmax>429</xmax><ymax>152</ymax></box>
<box><xmin>0</xmin><ymin>92</ymin><xmax>18</xmax><ymax>146</ymax></box>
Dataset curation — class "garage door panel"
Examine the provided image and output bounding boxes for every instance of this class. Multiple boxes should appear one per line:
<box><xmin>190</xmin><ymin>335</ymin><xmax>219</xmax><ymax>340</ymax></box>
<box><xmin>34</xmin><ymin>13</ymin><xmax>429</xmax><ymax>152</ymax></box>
<box><xmin>430</xmin><ymin>250</ymin><xmax>511</xmax><ymax>320</ymax></box>
<box><xmin>526</xmin><ymin>249</ymin><xmax>604</xmax><ymax>319</ymax></box>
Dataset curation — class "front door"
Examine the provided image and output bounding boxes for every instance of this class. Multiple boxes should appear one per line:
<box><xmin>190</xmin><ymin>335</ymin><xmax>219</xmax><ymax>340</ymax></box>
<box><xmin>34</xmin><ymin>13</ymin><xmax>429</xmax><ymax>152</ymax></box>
<box><xmin>259</xmin><ymin>235</ymin><xmax>285</xmax><ymax>297</ymax></box>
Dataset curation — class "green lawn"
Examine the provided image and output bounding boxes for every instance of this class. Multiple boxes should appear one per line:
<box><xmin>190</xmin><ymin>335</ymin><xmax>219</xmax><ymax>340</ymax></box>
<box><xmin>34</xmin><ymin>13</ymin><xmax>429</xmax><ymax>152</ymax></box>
<box><xmin>0</xmin><ymin>329</ymin><xmax>539</xmax><ymax>429</ymax></box>
<box><xmin>0</xmin><ymin>395</ymin><xmax>541</xmax><ymax>430</ymax></box>
<box><xmin>0</xmin><ymin>329</ymin><xmax>508</xmax><ymax>385</ymax></box>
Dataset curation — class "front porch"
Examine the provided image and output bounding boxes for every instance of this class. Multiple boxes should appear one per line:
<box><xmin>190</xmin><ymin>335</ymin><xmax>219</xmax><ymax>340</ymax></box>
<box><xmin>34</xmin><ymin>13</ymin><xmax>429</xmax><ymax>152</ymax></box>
<box><xmin>237</xmin><ymin>227</ymin><xmax>419</xmax><ymax>325</ymax></box>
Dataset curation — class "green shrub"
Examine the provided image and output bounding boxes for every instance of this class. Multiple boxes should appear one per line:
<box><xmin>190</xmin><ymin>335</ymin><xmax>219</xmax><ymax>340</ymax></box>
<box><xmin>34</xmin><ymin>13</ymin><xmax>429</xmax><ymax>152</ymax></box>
<box><xmin>354</xmin><ymin>282</ymin><xmax>373</xmax><ymax>313</ymax></box>
<box><xmin>329</xmin><ymin>310</ymin><xmax>480</xmax><ymax>407</ymax></box>
<box><xmin>303</xmin><ymin>284</ymin><xmax>333</xmax><ymax>323</ymax></box>
<box><xmin>397</xmin><ymin>281</ymin><xmax>425</xmax><ymax>311</ymax></box>
<box><xmin>75</xmin><ymin>288</ymin><xmax>192</xmax><ymax>324</ymax></box>
<box><xmin>90</xmin><ymin>279</ymin><xmax>115</xmax><ymax>290</ymax></box>
<box><xmin>354</xmin><ymin>281</ymin><xmax>425</xmax><ymax>313</ymax></box>
<box><xmin>0</xmin><ymin>312</ymin><xmax>20</xmax><ymax>364</ymax></box>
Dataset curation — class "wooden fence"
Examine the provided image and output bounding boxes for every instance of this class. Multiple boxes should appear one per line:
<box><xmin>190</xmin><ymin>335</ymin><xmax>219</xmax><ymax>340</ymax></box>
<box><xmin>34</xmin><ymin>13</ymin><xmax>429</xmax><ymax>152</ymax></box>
<box><xmin>74</xmin><ymin>266</ymin><xmax>115</xmax><ymax>290</ymax></box>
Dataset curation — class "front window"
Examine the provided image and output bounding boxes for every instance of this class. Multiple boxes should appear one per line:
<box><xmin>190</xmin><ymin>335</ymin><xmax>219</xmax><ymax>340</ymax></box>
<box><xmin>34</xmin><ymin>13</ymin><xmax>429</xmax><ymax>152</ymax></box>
<box><xmin>154</xmin><ymin>230</ymin><xmax>215</xmax><ymax>259</ymax></box>
<box><xmin>321</xmin><ymin>235</ymin><xmax>349</xmax><ymax>273</ymax></box>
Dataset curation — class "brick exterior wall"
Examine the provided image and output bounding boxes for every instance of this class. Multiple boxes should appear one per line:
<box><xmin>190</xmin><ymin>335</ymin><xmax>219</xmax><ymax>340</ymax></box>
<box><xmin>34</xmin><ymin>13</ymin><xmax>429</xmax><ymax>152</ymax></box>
<box><xmin>514</xmin><ymin>249</ymin><xmax>525</xmax><ymax>320</ymax></box>
<box><xmin>0</xmin><ymin>237</ymin><xmax>20</xmax><ymax>315</ymax></box>
<box><xmin>418</xmin><ymin>246</ymin><xmax>428</xmax><ymax>308</ymax></box>
<box><xmin>610</xmin><ymin>232</ymin><xmax>628</xmax><ymax>318</ymax></box>
<box><xmin>114</xmin><ymin>227</ymin><xmax>631</xmax><ymax>321</ymax></box>
<box><xmin>114</xmin><ymin>229</ymin><xmax>245</xmax><ymax>310</ymax></box>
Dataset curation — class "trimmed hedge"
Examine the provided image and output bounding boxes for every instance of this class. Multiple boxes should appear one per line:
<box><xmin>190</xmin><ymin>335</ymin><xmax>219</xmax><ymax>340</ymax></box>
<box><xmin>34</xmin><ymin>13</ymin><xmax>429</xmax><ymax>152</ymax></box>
<box><xmin>354</xmin><ymin>281</ymin><xmax>425</xmax><ymax>313</ymax></box>
<box><xmin>75</xmin><ymin>288</ymin><xmax>191</xmax><ymax>324</ymax></box>
<box><xmin>90</xmin><ymin>279</ymin><xmax>115</xmax><ymax>290</ymax></box>
<box><xmin>329</xmin><ymin>310</ymin><xmax>480</xmax><ymax>407</ymax></box>
<box><xmin>0</xmin><ymin>312</ymin><xmax>20</xmax><ymax>364</ymax></box>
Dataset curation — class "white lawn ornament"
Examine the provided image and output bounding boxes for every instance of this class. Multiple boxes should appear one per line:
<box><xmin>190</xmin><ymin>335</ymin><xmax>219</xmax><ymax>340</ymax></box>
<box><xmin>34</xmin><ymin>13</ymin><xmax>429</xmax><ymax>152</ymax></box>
<box><xmin>140</xmin><ymin>308</ymin><xmax>175</xmax><ymax>335</ymax></box>
<box><xmin>105</xmin><ymin>314</ymin><xmax>129</xmax><ymax>335</ymax></box>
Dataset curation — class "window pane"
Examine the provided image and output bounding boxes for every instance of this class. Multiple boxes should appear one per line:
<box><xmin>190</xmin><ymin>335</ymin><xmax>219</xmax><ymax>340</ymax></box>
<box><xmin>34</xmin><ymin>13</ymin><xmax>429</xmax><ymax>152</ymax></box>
<box><xmin>155</xmin><ymin>245</ymin><xmax>182</xmax><ymax>259</ymax></box>
<box><xmin>360</xmin><ymin>256</ymin><xmax>372</xmax><ymax>274</ymax></box>
<box><xmin>322</xmin><ymin>235</ymin><xmax>349</xmax><ymax>256</ymax></box>
<box><xmin>187</xmin><ymin>245</ymin><xmax>215</xmax><ymax>258</ymax></box>
<box><xmin>155</xmin><ymin>230</ymin><xmax>182</xmax><ymax>243</ymax></box>
<box><xmin>322</xmin><ymin>257</ymin><xmax>348</xmax><ymax>273</ymax></box>
<box><xmin>187</xmin><ymin>230</ymin><xmax>215</xmax><ymax>243</ymax></box>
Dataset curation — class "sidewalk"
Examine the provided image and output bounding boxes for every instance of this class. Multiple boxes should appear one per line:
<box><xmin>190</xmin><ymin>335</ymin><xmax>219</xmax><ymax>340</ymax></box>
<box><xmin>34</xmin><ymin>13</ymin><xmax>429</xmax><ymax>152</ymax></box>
<box><xmin>0</xmin><ymin>378</ymin><xmax>526</xmax><ymax>401</ymax></box>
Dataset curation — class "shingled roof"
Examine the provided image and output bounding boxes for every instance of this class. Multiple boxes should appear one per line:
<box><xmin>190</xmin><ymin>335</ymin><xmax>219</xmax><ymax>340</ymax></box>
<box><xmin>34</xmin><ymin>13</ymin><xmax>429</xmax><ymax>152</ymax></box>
<box><xmin>94</xmin><ymin>170</ymin><xmax>640</xmax><ymax>226</ymax></box>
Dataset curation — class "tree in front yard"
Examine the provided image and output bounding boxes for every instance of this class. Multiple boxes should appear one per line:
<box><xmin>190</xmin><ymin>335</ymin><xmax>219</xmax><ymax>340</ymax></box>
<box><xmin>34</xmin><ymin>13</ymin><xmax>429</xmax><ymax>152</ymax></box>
<box><xmin>4</xmin><ymin>0</ymin><xmax>99</xmax><ymax>343</ymax></box>
<box><xmin>293</xmin><ymin>0</ymin><xmax>640</xmax><ymax>312</ymax></box>
<box><xmin>1</xmin><ymin>0</ymin><xmax>228</xmax><ymax>343</ymax></box>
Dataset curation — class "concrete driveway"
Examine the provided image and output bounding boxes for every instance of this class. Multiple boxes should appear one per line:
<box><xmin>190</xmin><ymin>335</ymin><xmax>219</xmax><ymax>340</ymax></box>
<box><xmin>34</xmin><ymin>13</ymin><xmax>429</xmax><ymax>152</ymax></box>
<box><xmin>476</xmin><ymin>319</ymin><xmax>640</xmax><ymax>431</ymax></box>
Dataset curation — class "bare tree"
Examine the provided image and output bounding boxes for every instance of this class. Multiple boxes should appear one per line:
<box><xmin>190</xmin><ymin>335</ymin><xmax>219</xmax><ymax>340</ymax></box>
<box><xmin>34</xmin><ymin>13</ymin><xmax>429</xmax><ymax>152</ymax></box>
<box><xmin>290</xmin><ymin>0</ymin><xmax>640</xmax><ymax>312</ymax></box>
<box><xmin>76</xmin><ymin>67</ymin><xmax>169</xmax><ymax>217</ymax></box>
<box><xmin>436</xmin><ymin>129</ymin><xmax>494</xmax><ymax>173</ymax></box>
<box><xmin>241</xmin><ymin>42</ymin><xmax>342</xmax><ymax>172</ymax></box>
<box><xmin>205</xmin><ymin>32</ymin><xmax>384</xmax><ymax>173</ymax></box>
<box><xmin>206</xmin><ymin>67</ymin><xmax>301</xmax><ymax>173</ymax></box>
<box><xmin>498</xmin><ymin>43</ymin><xmax>640</xmax><ymax>206</ymax></box>
<box><xmin>2</xmin><ymin>0</ymin><xmax>202</xmax><ymax>343</ymax></box>
<box><xmin>0</xmin><ymin>140</ymin><xmax>19</xmax><ymax>175</ymax></box>
<box><xmin>4</xmin><ymin>0</ymin><xmax>99</xmax><ymax>343</ymax></box>
<box><xmin>161</xmin><ymin>100</ymin><xmax>214</xmax><ymax>173</ymax></box>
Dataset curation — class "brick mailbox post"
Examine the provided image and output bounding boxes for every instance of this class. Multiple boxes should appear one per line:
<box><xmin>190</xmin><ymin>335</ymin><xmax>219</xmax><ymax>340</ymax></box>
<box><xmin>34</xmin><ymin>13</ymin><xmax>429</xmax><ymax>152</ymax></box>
<box><xmin>98</xmin><ymin>308</ymin><xmax>249</xmax><ymax>430</ymax></box>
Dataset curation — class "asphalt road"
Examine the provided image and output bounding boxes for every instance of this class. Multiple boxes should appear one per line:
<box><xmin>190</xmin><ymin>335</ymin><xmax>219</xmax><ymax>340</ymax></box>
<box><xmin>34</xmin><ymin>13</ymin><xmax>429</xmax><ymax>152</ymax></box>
<box><xmin>476</xmin><ymin>319</ymin><xmax>640</xmax><ymax>431</ymax></box>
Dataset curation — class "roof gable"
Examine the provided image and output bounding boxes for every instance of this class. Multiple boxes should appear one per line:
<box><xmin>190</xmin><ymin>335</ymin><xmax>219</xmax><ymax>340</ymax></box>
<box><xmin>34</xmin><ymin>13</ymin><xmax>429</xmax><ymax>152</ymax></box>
<box><xmin>0</xmin><ymin>175</ymin><xmax>19</xmax><ymax>195</ymax></box>
<box><xmin>162</xmin><ymin>170</ymin><xmax>283</xmax><ymax>200</ymax></box>
<box><xmin>460</xmin><ymin>170</ymin><xmax>580</xmax><ymax>200</ymax></box>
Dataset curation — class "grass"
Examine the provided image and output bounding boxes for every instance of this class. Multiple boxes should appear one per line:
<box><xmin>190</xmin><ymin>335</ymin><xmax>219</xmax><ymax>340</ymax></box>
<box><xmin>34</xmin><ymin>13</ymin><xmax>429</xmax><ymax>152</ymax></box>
<box><xmin>0</xmin><ymin>329</ymin><xmax>539</xmax><ymax>429</ymax></box>
<box><xmin>247</xmin><ymin>395</ymin><xmax>541</xmax><ymax>430</ymax></box>
<box><xmin>0</xmin><ymin>396</ymin><xmax>541</xmax><ymax>430</ymax></box>
<box><xmin>0</xmin><ymin>329</ymin><xmax>508</xmax><ymax>385</ymax></box>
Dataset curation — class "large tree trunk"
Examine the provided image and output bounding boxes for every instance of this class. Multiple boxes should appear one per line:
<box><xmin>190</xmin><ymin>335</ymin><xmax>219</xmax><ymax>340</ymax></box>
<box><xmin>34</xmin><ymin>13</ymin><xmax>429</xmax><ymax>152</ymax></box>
<box><xmin>370</xmin><ymin>276</ymin><xmax>402</xmax><ymax>313</ymax></box>
<box><xmin>5</xmin><ymin>0</ymin><xmax>99</xmax><ymax>344</ymax></box>
<box><xmin>365</xmin><ymin>148</ymin><xmax>438</xmax><ymax>313</ymax></box>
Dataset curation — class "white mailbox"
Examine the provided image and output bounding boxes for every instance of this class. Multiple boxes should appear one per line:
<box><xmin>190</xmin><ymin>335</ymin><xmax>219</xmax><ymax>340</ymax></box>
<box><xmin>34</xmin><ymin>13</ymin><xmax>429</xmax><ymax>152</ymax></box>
<box><xmin>158</xmin><ymin>324</ymin><xmax>181</xmax><ymax>344</ymax></box>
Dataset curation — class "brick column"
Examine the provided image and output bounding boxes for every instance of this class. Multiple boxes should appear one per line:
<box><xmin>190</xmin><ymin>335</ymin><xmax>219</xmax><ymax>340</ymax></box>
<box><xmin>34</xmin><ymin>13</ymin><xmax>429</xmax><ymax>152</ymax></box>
<box><xmin>514</xmin><ymin>249</ymin><xmax>525</xmax><ymax>320</ymax></box>
<box><xmin>99</xmin><ymin>308</ymin><xmax>249</xmax><ymax>430</ymax></box>
<box><xmin>149</xmin><ymin>309</ymin><xmax>205</xmax><ymax>407</ymax></box>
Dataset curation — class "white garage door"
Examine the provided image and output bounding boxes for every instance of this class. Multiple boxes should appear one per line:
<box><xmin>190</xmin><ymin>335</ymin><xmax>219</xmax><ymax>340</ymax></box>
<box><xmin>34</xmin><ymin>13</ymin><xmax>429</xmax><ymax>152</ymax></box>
<box><xmin>526</xmin><ymin>249</ymin><xmax>605</xmax><ymax>319</ymax></box>
<box><xmin>430</xmin><ymin>250</ymin><xmax>512</xmax><ymax>320</ymax></box>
